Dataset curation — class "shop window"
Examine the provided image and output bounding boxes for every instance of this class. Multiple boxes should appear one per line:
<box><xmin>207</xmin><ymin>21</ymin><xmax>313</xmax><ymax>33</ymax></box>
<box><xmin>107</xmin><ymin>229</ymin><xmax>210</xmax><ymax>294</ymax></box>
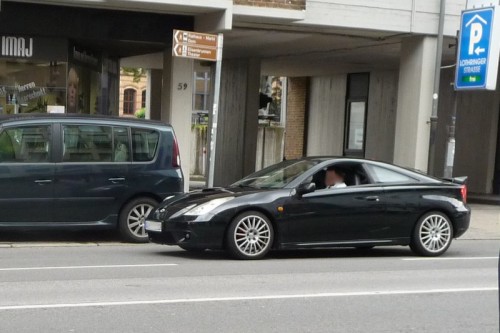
<box><xmin>141</xmin><ymin>90</ymin><xmax>146</xmax><ymax>109</ymax></box>
<box><xmin>123</xmin><ymin>88</ymin><xmax>136</xmax><ymax>115</ymax></box>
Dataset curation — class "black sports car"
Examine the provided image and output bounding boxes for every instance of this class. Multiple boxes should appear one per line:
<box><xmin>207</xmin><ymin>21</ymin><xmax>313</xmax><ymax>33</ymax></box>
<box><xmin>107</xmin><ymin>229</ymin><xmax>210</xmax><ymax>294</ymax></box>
<box><xmin>146</xmin><ymin>157</ymin><xmax>470</xmax><ymax>259</ymax></box>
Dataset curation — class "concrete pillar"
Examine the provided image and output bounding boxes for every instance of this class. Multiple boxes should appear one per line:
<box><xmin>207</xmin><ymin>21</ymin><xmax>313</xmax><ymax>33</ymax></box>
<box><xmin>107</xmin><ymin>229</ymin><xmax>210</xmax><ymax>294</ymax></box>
<box><xmin>393</xmin><ymin>36</ymin><xmax>437</xmax><ymax>172</ymax></box>
<box><xmin>213</xmin><ymin>59</ymin><xmax>261</xmax><ymax>186</ymax></box>
<box><xmin>161</xmin><ymin>50</ymin><xmax>194</xmax><ymax>192</ymax></box>
<box><xmin>146</xmin><ymin>69</ymin><xmax>163</xmax><ymax>121</ymax></box>
<box><xmin>306</xmin><ymin>75</ymin><xmax>347</xmax><ymax>156</ymax></box>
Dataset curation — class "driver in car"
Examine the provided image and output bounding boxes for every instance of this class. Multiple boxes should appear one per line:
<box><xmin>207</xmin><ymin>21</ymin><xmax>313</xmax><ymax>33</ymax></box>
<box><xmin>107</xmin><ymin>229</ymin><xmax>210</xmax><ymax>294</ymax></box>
<box><xmin>325</xmin><ymin>166</ymin><xmax>347</xmax><ymax>188</ymax></box>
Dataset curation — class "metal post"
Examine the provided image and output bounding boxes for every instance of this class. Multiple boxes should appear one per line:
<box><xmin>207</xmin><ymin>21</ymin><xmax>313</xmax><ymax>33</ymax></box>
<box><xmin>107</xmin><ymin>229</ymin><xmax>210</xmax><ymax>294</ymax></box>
<box><xmin>207</xmin><ymin>33</ymin><xmax>223</xmax><ymax>188</ymax></box>
<box><xmin>428</xmin><ymin>0</ymin><xmax>447</xmax><ymax>175</ymax></box>
<box><xmin>444</xmin><ymin>85</ymin><xmax>458</xmax><ymax>178</ymax></box>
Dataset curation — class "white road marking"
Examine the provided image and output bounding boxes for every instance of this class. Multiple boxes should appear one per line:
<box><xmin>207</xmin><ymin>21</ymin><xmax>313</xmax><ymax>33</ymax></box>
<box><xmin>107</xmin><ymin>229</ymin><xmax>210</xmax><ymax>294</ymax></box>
<box><xmin>0</xmin><ymin>263</ymin><xmax>177</xmax><ymax>271</ymax></box>
<box><xmin>402</xmin><ymin>257</ymin><xmax>498</xmax><ymax>261</ymax></box>
<box><xmin>0</xmin><ymin>287</ymin><xmax>496</xmax><ymax>311</ymax></box>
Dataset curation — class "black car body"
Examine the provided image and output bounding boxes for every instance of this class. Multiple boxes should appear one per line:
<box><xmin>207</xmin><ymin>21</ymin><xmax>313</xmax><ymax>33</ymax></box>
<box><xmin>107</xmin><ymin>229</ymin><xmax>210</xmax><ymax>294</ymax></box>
<box><xmin>146</xmin><ymin>158</ymin><xmax>470</xmax><ymax>259</ymax></box>
<box><xmin>0</xmin><ymin>114</ymin><xmax>183</xmax><ymax>242</ymax></box>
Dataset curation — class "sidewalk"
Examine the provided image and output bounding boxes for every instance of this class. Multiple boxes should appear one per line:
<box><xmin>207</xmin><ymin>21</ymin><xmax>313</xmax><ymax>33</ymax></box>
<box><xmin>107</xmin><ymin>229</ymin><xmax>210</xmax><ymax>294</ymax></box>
<box><xmin>464</xmin><ymin>204</ymin><xmax>500</xmax><ymax>240</ymax></box>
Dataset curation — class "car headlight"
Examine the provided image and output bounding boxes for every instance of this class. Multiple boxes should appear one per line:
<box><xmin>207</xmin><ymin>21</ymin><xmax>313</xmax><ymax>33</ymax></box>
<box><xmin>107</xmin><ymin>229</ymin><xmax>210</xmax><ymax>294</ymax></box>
<box><xmin>184</xmin><ymin>197</ymin><xmax>234</xmax><ymax>216</ymax></box>
<box><xmin>169</xmin><ymin>204</ymin><xmax>196</xmax><ymax>219</ymax></box>
<box><xmin>163</xmin><ymin>195</ymin><xmax>175</xmax><ymax>202</ymax></box>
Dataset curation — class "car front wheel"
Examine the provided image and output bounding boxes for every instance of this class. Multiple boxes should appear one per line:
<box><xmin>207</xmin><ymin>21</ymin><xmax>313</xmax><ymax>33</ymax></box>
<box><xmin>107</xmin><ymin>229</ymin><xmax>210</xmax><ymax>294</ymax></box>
<box><xmin>410</xmin><ymin>211</ymin><xmax>453</xmax><ymax>256</ymax></box>
<box><xmin>119</xmin><ymin>197</ymin><xmax>158</xmax><ymax>243</ymax></box>
<box><xmin>226</xmin><ymin>211</ymin><xmax>274</xmax><ymax>260</ymax></box>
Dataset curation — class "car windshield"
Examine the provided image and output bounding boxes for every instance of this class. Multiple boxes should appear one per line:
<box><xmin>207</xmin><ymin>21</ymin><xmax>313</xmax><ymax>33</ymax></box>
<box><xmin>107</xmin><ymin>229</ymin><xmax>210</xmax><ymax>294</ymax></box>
<box><xmin>231</xmin><ymin>159</ymin><xmax>320</xmax><ymax>189</ymax></box>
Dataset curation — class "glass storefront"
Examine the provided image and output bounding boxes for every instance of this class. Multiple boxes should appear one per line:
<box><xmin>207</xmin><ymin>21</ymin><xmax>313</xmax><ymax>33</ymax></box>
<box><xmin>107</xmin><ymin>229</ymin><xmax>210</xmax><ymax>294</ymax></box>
<box><xmin>0</xmin><ymin>36</ymin><xmax>119</xmax><ymax>116</ymax></box>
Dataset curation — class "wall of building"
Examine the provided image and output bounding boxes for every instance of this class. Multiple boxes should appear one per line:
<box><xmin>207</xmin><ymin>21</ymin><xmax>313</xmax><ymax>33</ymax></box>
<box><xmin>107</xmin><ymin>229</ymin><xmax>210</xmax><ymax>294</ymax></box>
<box><xmin>435</xmin><ymin>68</ymin><xmax>500</xmax><ymax>193</ymax></box>
<box><xmin>284</xmin><ymin>77</ymin><xmax>308</xmax><ymax>160</ymax></box>
<box><xmin>303</xmin><ymin>0</ymin><xmax>465</xmax><ymax>36</ymax></box>
<box><xmin>306</xmin><ymin>75</ymin><xmax>347</xmax><ymax>156</ymax></box>
<box><xmin>365</xmin><ymin>70</ymin><xmax>399</xmax><ymax>163</ymax></box>
<box><xmin>233</xmin><ymin>0</ymin><xmax>305</xmax><ymax>10</ymax></box>
<box><xmin>119</xmin><ymin>72</ymin><xmax>147</xmax><ymax>117</ymax></box>
<box><xmin>213</xmin><ymin>58</ymin><xmax>260</xmax><ymax>186</ymax></box>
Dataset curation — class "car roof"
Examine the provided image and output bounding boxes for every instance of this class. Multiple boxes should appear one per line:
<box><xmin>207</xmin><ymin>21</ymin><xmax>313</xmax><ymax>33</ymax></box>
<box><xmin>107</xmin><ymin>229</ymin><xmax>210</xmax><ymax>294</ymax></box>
<box><xmin>286</xmin><ymin>156</ymin><xmax>442</xmax><ymax>183</ymax></box>
<box><xmin>0</xmin><ymin>113</ymin><xmax>171</xmax><ymax>128</ymax></box>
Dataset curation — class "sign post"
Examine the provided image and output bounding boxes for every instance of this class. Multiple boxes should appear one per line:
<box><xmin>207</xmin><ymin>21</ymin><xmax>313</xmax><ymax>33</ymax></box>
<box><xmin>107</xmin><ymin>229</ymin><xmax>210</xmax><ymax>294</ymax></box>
<box><xmin>172</xmin><ymin>29</ymin><xmax>223</xmax><ymax>188</ymax></box>
<box><xmin>455</xmin><ymin>5</ymin><xmax>500</xmax><ymax>90</ymax></box>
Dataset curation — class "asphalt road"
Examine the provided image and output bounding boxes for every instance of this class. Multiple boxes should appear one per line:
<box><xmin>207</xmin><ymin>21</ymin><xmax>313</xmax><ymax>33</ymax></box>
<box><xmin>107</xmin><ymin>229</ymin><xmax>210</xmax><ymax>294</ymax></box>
<box><xmin>0</xmin><ymin>240</ymin><xmax>498</xmax><ymax>333</ymax></box>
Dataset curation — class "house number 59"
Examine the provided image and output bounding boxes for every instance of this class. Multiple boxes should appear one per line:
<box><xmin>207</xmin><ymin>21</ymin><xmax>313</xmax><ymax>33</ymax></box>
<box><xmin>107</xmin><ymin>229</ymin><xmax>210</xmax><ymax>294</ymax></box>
<box><xmin>177</xmin><ymin>83</ymin><xmax>188</xmax><ymax>90</ymax></box>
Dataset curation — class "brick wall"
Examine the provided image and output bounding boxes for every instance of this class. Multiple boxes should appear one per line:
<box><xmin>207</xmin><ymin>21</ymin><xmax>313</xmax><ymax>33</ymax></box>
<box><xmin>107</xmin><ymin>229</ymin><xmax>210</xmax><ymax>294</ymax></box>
<box><xmin>284</xmin><ymin>77</ymin><xmax>308</xmax><ymax>159</ymax></box>
<box><xmin>233</xmin><ymin>0</ymin><xmax>305</xmax><ymax>10</ymax></box>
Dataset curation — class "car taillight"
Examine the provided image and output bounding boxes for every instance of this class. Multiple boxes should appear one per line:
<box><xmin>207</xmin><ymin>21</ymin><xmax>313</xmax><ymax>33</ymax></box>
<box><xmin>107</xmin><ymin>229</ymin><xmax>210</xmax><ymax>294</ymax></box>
<box><xmin>172</xmin><ymin>137</ymin><xmax>181</xmax><ymax>168</ymax></box>
<box><xmin>460</xmin><ymin>185</ymin><xmax>467</xmax><ymax>203</ymax></box>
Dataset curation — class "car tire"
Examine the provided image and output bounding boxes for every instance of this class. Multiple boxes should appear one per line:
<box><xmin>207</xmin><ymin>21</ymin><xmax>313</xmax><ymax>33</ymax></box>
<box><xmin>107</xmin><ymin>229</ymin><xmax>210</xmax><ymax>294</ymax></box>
<box><xmin>226</xmin><ymin>211</ymin><xmax>274</xmax><ymax>260</ymax></box>
<box><xmin>410</xmin><ymin>211</ymin><xmax>454</xmax><ymax>256</ymax></box>
<box><xmin>119</xmin><ymin>197</ymin><xmax>159</xmax><ymax>243</ymax></box>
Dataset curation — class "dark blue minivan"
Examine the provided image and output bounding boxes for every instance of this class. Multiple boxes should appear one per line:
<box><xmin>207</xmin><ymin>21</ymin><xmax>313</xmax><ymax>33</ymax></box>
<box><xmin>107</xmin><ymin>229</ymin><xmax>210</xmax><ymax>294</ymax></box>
<box><xmin>0</xmin><ymin>114</ymin><xmax>184</xmax><ymax>242</ymax></box>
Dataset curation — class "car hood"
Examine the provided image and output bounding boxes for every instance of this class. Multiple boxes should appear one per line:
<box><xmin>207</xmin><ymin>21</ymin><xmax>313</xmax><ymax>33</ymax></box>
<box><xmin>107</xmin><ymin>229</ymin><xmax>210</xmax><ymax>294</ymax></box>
<box><xmin>157</xmin><ymin>186</ymin><xmax>266</xmax><ymax>211</ymax></box>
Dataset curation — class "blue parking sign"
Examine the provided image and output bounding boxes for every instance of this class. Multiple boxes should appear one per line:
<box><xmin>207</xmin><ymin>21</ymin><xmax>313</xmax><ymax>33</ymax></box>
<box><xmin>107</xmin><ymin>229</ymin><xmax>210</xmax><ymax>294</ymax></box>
<box><xmin>455</xmin><ymin>7</ymin><xmax>495</xmax><ymax>90</ymax></box>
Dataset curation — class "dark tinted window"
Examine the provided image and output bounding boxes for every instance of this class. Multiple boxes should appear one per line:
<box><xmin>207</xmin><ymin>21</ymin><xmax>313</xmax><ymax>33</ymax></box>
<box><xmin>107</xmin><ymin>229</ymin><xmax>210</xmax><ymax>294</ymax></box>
<box><xmin>367</xmin><ymin>165</ymin><xmax>417</xmax><ymax>184</ymax></box>
<box><xmin>63</xmin><ymin>125</ymin><xmax>129</xmax><ymax>163</ymax></box>
<box><xmin>131</xmin><ymin>128</ymin><xmax>159</xmax><ymax>162</ymax></box>
<box><xmin>0</xmin><ymin>125</ymin><xmax>51</xmax><ymax>163</ymax></box>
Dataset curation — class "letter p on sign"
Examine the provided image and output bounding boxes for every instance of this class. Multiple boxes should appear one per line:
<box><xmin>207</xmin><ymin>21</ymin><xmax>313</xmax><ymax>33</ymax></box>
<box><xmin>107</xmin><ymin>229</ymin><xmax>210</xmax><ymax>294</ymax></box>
<box><xmin>469</xmin><ymin>23</ymin><xmax>483</xmax><ymax>55</ymax></box>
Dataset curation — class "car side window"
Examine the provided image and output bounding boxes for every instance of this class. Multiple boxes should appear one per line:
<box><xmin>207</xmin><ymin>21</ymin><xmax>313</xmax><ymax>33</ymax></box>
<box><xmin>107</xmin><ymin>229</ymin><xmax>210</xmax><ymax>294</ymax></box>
<box><xmin>0</xmin><ymin>125</ymin><xmax>51</xmax><ymax>163</ymax></box>
<box><xmin>63</xmin><ymin>125</ymin><xmax>114</xmax><ymax>162</ymax></box>
<box><xmin>131</xmin><ymin>128</ymin><xmax>159</xmax><ymax>162</ymax></box>
<box><xmin>367</xmin><ymin>165</ymin><xmax>417</xmax><ymax>184</ymax></box>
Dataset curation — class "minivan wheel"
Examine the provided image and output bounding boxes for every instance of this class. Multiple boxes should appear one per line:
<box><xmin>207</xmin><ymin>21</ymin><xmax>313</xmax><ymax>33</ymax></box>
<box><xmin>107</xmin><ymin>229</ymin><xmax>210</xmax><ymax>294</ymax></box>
<box><xmin>226</xmin><ymin>211</ymin><xmax>274</xmax><ymax>260</ymax></box>
<box><xmin>410</xmin><ymin>211</ymin><xmax>453</xmax><ymax>257</ymax></box>
<box><xmin>119</xmin><ymin>197</ymin><xmax>158</xmax><ymax>243</ymax></box>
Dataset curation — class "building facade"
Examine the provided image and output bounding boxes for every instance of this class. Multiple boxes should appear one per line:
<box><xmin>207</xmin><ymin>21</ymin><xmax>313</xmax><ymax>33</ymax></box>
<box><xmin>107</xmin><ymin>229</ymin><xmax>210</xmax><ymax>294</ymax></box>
<box><xmin>1</xmin><ymin>0</ymin><xmax>499</xmax><ymax>194</ymax></box>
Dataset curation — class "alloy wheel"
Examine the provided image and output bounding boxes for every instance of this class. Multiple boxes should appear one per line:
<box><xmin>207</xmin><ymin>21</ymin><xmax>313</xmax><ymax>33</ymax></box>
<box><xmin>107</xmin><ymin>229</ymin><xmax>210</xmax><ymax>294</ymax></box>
<box><xmin>419</xmin><ymin>214</ymin><xmax>452</xmax><ymax>253</ymax></box>
<box><xmin>233</xmin><ymin>215</ymin><xmax>271</xmax><ymax>257</ymax></box>
<box><xmin>127</xmin><ymin>203</ymin><xmax>154</xmax><ymax>238</ymax></box>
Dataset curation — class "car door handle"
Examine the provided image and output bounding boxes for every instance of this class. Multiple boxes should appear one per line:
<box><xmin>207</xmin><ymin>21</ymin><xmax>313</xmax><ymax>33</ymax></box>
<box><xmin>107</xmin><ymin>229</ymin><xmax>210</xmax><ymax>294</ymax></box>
<box><xmin>108</xmin><ymin>177</ymin><xmax>126</xmax><ymax>183</ymax></box>
<box><xmin>363</xmin><ymin>196</ymin><xmax>380</xmax><ymax>202</ymax></box>
<box><xmin>34</xmin><ymin>179</ymin><xmax>52</xmax><ymax>185</ymax></box>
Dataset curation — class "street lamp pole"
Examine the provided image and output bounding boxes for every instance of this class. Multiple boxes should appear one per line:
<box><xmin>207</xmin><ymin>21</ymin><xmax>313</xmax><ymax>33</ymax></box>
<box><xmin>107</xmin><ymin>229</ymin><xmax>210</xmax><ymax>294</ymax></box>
<box><xmin>428</xmin><ymin>0</ymin><xmax>447</xmax><ymax>176</ymax></box>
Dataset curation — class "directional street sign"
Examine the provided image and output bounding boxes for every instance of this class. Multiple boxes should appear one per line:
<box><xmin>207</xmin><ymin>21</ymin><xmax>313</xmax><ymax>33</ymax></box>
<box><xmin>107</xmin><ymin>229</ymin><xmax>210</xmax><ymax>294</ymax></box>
<box><xmin>172</xmin><ymin>29</ymin><xmax>219</xmax><ymax>62</ymax></box>
<box><xmin>455</xmin><ymin>6</ymin><xmax>500</xmax><ymax>90</ymax></box>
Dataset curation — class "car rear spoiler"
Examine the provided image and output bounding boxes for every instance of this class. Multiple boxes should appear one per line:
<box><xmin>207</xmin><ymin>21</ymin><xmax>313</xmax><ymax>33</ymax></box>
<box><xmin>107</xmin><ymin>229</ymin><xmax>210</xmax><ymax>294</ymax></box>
<box><xmin>442</xmin><ymin>176</ymin><xmax>468</xmax><ymax>185</ymax></box>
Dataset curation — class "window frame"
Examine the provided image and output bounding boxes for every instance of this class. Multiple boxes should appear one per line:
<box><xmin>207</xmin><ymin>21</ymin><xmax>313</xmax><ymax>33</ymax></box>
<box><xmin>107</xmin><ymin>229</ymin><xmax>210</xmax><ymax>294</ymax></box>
<box><xmin>123</xmin><ymin>88</ymin><xmax>137</xmax><ymax>115</ymax></box>
<box><xmin>0</xmin><ymin>124</ymin><xmax>53</xmax><ymax>164</ymax></box>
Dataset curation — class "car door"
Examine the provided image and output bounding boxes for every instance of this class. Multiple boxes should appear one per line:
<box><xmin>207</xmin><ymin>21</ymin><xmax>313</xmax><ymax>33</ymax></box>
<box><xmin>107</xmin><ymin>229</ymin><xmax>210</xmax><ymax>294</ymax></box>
<box><xmin>0</xmin><ymin>123</ymin><xmax>54</xmax><ymax>223</ymax></box>
<box><xmin>364</xmin><ymin>163</ymin><xmax>423</xmax><ymax>240</ymax></box>
<box><xmin>53</xmin><ymin>123</ymin><xmax>130</xmax><ymax>223</ymax></box>
<box><xmin>281</xmin><ymin>184</ymin><xmax>386</xmax><ymax>246</ymax></box>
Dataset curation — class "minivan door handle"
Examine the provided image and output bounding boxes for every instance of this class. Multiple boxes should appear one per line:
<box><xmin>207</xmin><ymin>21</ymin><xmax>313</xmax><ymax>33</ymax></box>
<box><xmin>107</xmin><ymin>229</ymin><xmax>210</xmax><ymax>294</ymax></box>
<box><xmin>34</xmin><ymin>179</ymin><xmax>52</xmax><ymax>185</ymax></box>
<box><xmin>108</xmin><ymin>177</ymin><xmax>126</xmax><ymax>183</ymax></box>
<box><xmin>363</xmin><ymin>196</ymin><xmax>380</xmax><ymax>202</ymax></box>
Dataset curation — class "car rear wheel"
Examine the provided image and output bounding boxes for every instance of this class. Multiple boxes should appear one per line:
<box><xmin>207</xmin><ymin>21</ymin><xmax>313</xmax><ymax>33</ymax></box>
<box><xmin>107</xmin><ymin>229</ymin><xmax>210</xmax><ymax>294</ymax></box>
<box><xmin>410</xmin><ymin>211</ymin><xmax>453</xmax><ymax>256</ymax></box>
<box><xmin>226</xmin><ymin>211</ymin><xmax>274</xmax><ymax>260</ymax></box>
<box><xmin>119</xmin><ymin>197</ymin><xmax>158</xmax><ymax>243</ymax></box>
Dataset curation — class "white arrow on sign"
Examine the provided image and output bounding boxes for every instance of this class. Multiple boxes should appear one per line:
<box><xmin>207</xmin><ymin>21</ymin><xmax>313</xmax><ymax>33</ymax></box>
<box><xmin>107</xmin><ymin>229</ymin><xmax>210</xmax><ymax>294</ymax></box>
<box><xmin>475</xmin><ymin>46</ymin><xmax>486</xmax><ymax>55</ymax></box>
<box><xmin>465</xmin><ymin>14</ymin><xmax>488</xmax><ymax>27</ymax></box>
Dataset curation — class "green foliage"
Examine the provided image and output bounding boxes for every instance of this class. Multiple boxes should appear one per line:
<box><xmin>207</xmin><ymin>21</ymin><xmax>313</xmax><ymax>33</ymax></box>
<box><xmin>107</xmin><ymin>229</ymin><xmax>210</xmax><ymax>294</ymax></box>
<box><xmin>121</xmin><ymin>67</ymin><xmax>146</xmax><ymax>83</ymax></box>
<box><xmin>135</xmin><ymin>108</ymin><xmax>146</xmax><ymax>119</ymax></box>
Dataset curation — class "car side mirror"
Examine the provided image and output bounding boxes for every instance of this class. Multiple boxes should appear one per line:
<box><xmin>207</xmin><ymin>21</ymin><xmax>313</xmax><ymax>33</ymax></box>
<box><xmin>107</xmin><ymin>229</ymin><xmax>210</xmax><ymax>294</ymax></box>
<box><xmin>295</xmin><ymin>182</ymin><xmax>316</xmax><ymax>198</ymax></box>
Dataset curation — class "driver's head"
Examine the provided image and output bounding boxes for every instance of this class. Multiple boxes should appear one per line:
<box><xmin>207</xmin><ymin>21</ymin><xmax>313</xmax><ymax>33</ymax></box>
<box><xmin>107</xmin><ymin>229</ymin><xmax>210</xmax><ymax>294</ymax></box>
<box><xmin>325</xmin><ymin>166</ymin><xmax>345</xmax><ymax>187</ymax></box>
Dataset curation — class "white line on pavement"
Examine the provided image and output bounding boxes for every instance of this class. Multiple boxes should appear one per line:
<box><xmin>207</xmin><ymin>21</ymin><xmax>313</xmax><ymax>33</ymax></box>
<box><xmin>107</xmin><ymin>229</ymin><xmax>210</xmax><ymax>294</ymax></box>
<box><xmin>0</xmin><ymin>287</ymin><xmax>496</xmax><ymax>311</ymax></box>
<box><xmin>0</xmin><ymin>263</ymin><xmax>177</xmax><ymax>271</ymax></box>
<box><xmin>402</xmin><ymin>257</ymin><xmax>498</xmax><ymax>261</ymax></box>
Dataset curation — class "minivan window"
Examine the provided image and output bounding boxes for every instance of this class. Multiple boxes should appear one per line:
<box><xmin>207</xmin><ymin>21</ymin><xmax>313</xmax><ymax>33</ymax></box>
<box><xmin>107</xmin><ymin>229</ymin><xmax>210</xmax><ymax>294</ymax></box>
<box><xmin>131</xmin><ymin>128</ymin><xmax>159</xmax><ymax>162</ymax></box>
<box><xmin>0</xmin><ymin>125</ymin><xmax>51</xmax><ymax>163</ymax></box>
<box><xmin>63</xmin><ymin>125</ymin><xmax>118</xmax><ymax>162</ymax></box>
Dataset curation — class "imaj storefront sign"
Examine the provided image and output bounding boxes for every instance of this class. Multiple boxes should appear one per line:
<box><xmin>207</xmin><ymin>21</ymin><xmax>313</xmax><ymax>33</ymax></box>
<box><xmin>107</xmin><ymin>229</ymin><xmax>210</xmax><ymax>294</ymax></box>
<box><xmin>455</xmin><ymin>6</ymin><xmax>500</xmax><ymax>90</ymax></box>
